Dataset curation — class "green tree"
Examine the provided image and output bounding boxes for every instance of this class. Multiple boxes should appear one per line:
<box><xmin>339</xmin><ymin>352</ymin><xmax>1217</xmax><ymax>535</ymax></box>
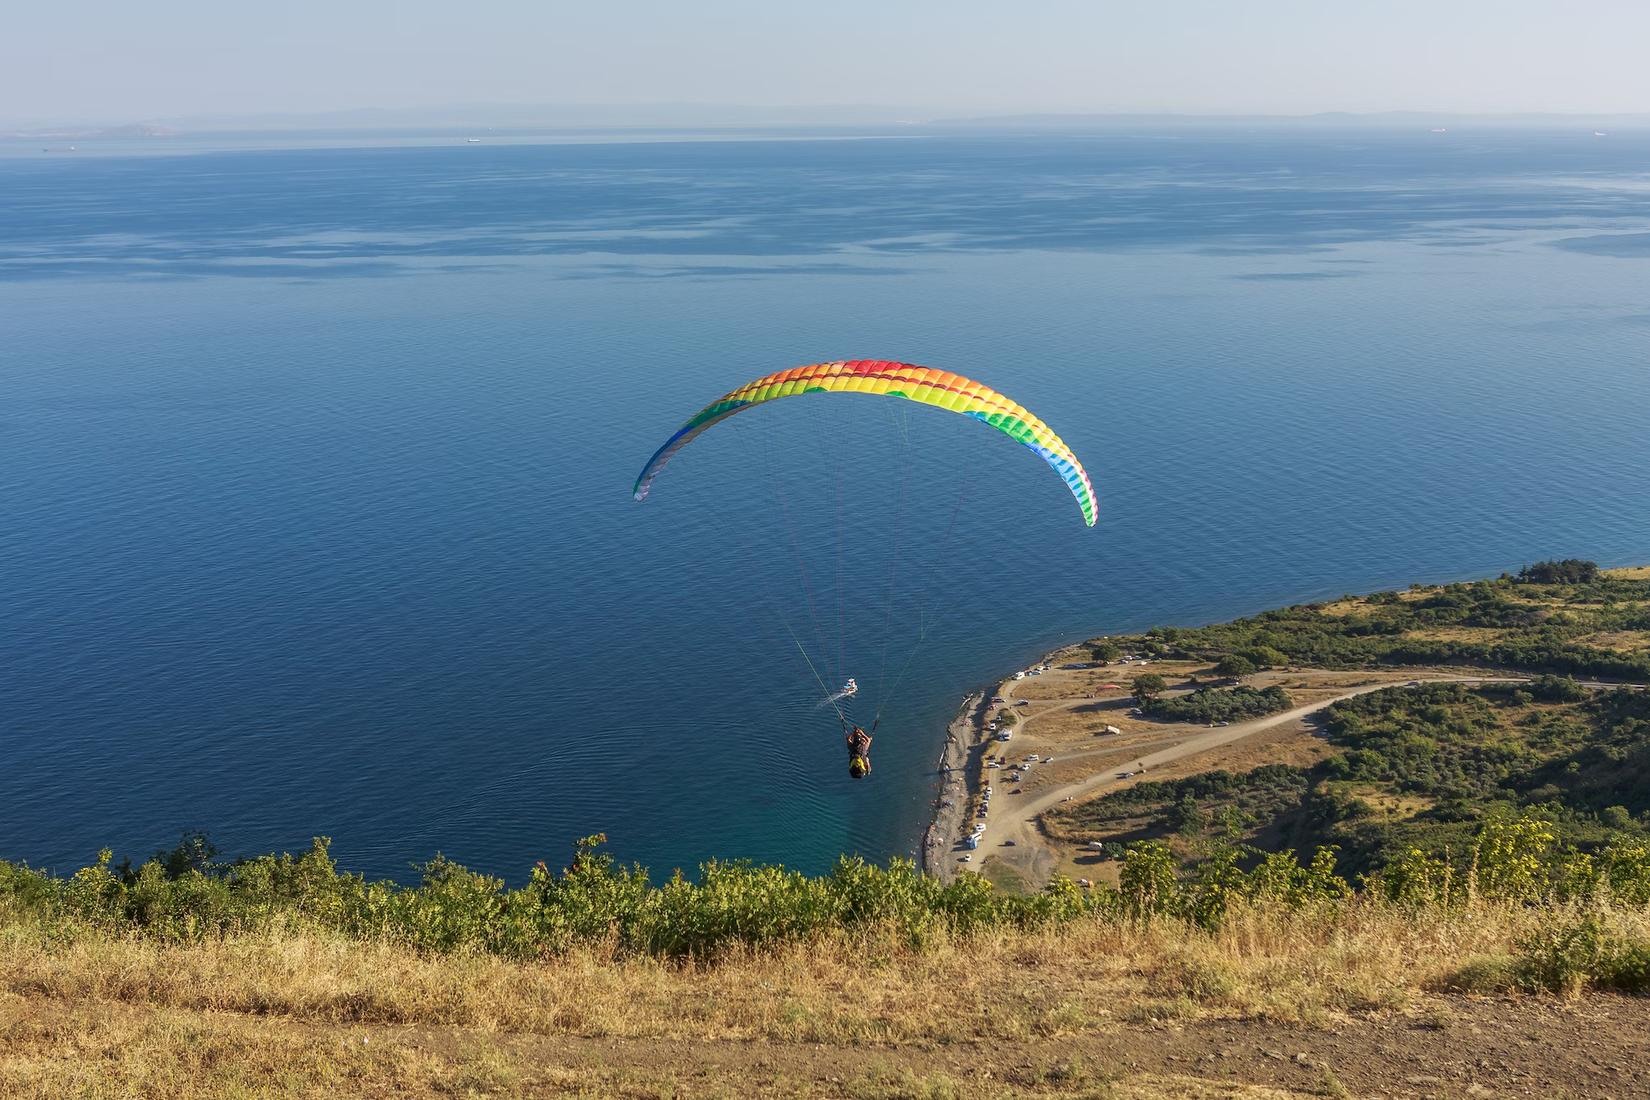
<box><xmin>1168</xmin><ymin>794</ymin><xmax>1209</xmax><ymax>837</ymax></box>
<box><xmin>1517</xmin><ymin>560</ymin><xmax>1599</xmax><ymax>585</ymax></box>
<box><xmin>1132</xmin><ymin>673</ymin><xmax>1168</xmax><ymax>703</ymax></box>
<box><xmin>1214</xmin><ymin>654</ymin><xmax>1257</xmax><ymax>679</ymax></box>
<box><xmin>1091</xmin><ymin>642</ymin><xmax>1123</xmax><ymax>664</ymax></box>
<box><xmin>1239</xmin><ymin>646</ymin><xmax>1289</xmax><ymax>668</ymax></box>
<box><xmin>1602</xmin><ymin>806</ymin><xmax>1634</xmax><ymax>830</ymax></box>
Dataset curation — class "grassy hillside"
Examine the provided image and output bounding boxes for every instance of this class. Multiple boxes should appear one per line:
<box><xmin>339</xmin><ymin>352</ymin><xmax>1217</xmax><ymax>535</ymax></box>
<box><xmin>1131</xmin><ymin>561</ymin><xmax>1650</xmax><ymax>681</ymax></box>
<box><xmin>1047</xmin><ymin>563</ymin><xmax>1650</xmax><ymax>878</ymax></box>
<box><xmin>1048</xmin><ymin>681</ymin><xmax>1650</xmax><ymax>876</ymax></box>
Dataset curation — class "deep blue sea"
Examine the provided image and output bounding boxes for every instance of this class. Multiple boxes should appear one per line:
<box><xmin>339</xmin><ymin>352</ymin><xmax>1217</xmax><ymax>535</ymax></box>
<box><xmin>4</xmin><ymin>128</ymin><xmax>1649</xmax><ymax>882</ymax></box>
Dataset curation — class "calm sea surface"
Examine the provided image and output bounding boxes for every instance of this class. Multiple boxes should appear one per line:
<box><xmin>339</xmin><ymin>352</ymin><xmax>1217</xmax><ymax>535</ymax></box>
<box><xmin>4</xmin><ymin>129</ymin><xmax>1649</xmax><ymax>881</ymax></box>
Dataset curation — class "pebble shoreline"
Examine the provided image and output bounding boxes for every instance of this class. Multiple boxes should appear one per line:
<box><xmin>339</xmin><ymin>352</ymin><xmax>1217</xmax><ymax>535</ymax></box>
<box><xmin>919</xmin><ymin>688</ymin><xmax>992</xmax><ymax>878</ymax></box>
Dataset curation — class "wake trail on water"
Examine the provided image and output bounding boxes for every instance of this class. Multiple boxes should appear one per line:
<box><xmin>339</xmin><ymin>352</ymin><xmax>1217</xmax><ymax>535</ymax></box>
<box><xmin>815</xmin><ymin>680</ymin><xmax>859</xmax><ymax>710</ymax></box>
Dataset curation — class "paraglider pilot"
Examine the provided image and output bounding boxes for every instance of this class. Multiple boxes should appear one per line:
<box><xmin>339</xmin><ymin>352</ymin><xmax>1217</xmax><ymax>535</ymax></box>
<box><xmin>846</xmin><ymin>725</ymin><xmax>873</xmax><ymax>779</ymax></box>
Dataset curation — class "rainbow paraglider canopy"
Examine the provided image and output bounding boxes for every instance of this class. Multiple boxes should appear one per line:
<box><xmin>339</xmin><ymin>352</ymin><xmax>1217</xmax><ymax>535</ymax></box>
<box><xmin>632</xmin><ymin>359</ymin><xmax>1096</xmax><ymax>526</ymax></box>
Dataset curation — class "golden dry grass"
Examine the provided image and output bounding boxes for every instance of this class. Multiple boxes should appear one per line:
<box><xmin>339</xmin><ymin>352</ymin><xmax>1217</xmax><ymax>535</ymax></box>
<box><xmin>0</xmin><ymin>902</ymin><xmax>1534</xmax><ymax>1045</ymax></box>
<box><xmin>0</xmin><ymin>901</ymin><xmax>1580</xmax><ymax>1098</ymax></box>
<box><xmin>0</xmin><ymin>993</ymin><xmax>1327</xmax><ymax>1100</ymax></box>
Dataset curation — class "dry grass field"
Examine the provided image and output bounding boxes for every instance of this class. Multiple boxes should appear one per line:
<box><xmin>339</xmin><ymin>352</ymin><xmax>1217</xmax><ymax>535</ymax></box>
<box><xmin>5</xmin><ymin>900</ymin><xmax>1650</xmax><ymax>1097</ymax></box>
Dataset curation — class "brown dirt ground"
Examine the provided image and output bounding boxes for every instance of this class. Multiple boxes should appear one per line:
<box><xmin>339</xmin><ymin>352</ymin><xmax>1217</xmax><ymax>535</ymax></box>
<box><xmin>6</xmin><ymin>991</ymin><xmax>1648</xmax><ymax>1098</ymax></box>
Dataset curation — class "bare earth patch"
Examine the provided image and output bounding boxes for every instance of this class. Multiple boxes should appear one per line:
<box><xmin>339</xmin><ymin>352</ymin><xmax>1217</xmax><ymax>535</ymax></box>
<box><xmin>4</xmin><ymin>984</ymin><xmax>1648</xmax><ymax>1098</ymax></box>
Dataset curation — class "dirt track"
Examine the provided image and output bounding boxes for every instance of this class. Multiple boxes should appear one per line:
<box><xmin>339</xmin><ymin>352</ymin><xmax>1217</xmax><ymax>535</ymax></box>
<box><xmin>12</xmin><ymin>990</ymin><xmax>1647</xmax><ymax>1098</ymax></box>
<box><xmin>472</xmin><ymin>994</ymin><xmax>1650</xmax><ymax>1098</ymax></box>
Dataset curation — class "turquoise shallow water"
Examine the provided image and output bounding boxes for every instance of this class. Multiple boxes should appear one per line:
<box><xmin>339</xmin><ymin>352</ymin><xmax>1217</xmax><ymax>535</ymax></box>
<box><xmin>4</xmin><ymin>129</ymin><xmax>1649</xmax><ymax>881</ymax></box>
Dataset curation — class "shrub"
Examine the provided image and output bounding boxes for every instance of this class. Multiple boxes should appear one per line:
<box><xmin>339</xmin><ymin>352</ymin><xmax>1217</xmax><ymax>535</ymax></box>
<box><xmin>4</xmin><ymin>817</ymin><xmax>1646</xmax><ymax>964</ymax></box>
<box><xmin>1517</xmin><ymin>560</ymin><xmax>1600</xmax><ymax>585</ymax></box>
<box><xmin>1213</xmin><ymin>655</ymin><xmax>1257</xmax><ymax>678</ymax></box>
<box><xmin>1517</xmin><ymin>908</ymin><xmax>1650</xmax><ymax>995</ymax></box>
<box><xmin>1144</xmin><ymin>686</ymin><xmax>1291</xmax><ymax>724</ymax></box>
<box><xmin>1528</xmin><ymin>675</ymin><xmax>1587</xmax><ymax>703</ymax></box>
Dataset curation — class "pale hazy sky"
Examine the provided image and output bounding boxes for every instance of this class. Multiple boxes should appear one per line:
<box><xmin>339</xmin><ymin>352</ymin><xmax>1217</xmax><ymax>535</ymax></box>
<box><xmin>7</xmin><ymin>0</ymin><xmax>1650</xmax><ymax>127</ymax></box>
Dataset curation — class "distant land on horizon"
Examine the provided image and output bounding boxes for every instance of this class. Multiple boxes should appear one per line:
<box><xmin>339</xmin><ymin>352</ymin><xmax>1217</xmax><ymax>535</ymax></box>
<box><xmin>8</xmin><ymin>103</ymin><xmax>1650</xmax><ymax>139</ymax></box>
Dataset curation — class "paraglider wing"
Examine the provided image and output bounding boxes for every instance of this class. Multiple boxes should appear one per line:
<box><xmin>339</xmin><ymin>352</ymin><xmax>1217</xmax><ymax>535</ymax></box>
<box><xmin>631</xmin><ymin>359</ymin><xmax>1097</xmax><ymax>526</ymax></box>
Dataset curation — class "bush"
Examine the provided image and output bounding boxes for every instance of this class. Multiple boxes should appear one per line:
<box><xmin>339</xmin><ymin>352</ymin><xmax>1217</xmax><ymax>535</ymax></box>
<box><xmin>1238</xmin><ymin>646</ymin><xmax>1289</xmax><ymax>668</ymax></box>
<box><xmin>1517</xmin><ymin>560</ymin><xmax>1600</xmax><ymax>585</ymax></box>
<box><xmin>1517</xmin><ymin>908</ymin><xmax>1650</xmax><ymax>995</ymax></box>
<box><xmin>6</xmin><ymin>816</ymin><xmax>1641</xmax><ymax>960</ymax></box>
<box><xmin>1526</xmin><ymin>674</ymin><xmax>1587</xmax><ymax>702</ymax></box>
<box><xmin>1213</xmin><ymin>655</ymin><xmax>1257</xmax><ymax>678</ymax></box>
<box><xmin>1143</xmin><ymin>686</ymin><xmax>1291</xmax><ymax>724</ymax></box>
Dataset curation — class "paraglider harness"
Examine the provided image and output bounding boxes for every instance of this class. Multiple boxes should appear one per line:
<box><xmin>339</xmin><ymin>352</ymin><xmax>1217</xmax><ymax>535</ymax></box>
<box><xmin>846</xmin><ymin>720</ymin><xmax>875</xmax><ymax>779</ymax></box>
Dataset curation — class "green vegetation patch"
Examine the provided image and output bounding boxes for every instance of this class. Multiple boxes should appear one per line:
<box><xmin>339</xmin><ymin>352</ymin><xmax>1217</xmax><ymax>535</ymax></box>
<box><xmin>1143</xmin><ymin>685</ymin><xmax>1291</xmax><ymax>724</ymax></box>
<box><xmin>1052</xmin><ymin>680</ymin><xmax>1650</xmax><ymax>879</ymax></box>
<box><xmin>1130</xmin><ymin>561</ymin><xmax>1650</xmax><ymax>681</ymax></box>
